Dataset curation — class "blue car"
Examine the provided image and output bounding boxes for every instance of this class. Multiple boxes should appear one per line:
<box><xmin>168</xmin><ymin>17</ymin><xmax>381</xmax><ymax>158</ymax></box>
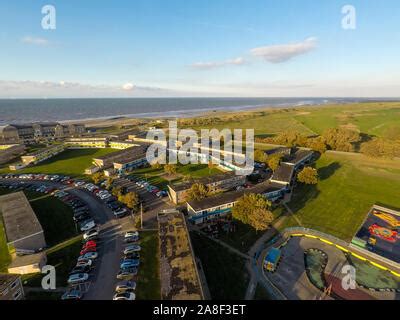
<box><xmin>120</xmin><ymin>259</ymin><xmax>140</xmax><ymax>269</ymax></box>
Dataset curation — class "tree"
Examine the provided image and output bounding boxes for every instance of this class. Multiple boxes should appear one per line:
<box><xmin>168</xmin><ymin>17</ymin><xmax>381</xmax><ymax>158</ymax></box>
<box><xmin>297</xmin><ymin>167</ymin><xmax>318</xmax><ymax>185</ymax></box>
<box><xmin>267</xmin><ymin>153</ymin><xmax>283</xmax><ymax>172</ymax></box>
<box><xmin>305</xmin><ymin>136</ymin><xmax>327</xmax><ymax>154</ymax></box>
<box><xmin>105</xmin><ymin>177</ymin><xmax>114</xmax><ymax>190</ymax></box>
<box><xmin>232</xmin><ymin>193</ymin><xmax>272</xmax><ymax>226</ymax></box>
<box><xmin>92</xmin><ymin>172</ymin><xmax>104</xmax><ymax>184</ymax></box>
<box><xmin>254</xmin><ymin>149</ymin><xmax>268</xmax><ymax>165</ymax></box>
<box><xmin>360</xmin><ymin>138</ymin><xmax>399</xmax><ymax>158</ymax></box>
<box><xmin>119</xmin><ymin>192</ymin><xmax>140</xmax><ymax>212</ymax></box>
<box><xmin>164</xmin><ymin>164</ymin><xmax>177</xmax><ymax>175</ymax></box>
<box><xmin>151</xmin><ymin>162</ymin><xmax>162</xmax><ymax>170</ymax></box>
<box><xmin>322</xmin><ymin>128</ymin><xmax>361</xmax><ymax>152</ymax></box>
<box><xmin>185</xmin><ymin>183</ymin><xmax>209</xmax><ymax>201</ymax></box>
<box><xmin>112</xmin><ymin>186</ymin><xmax>123</xmax><ymax>198</ymax></box>
<box><xmin>248</xmin><ymin>208</ymin><xmax>274</xmax><ymax>232</ymax></box>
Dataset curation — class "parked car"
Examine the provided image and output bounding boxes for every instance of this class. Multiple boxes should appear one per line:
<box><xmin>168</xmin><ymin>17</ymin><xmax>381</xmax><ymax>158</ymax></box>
<box><xmin>114</xmin><ymin>208</ymin><xmax>129</xmax><ymax>218</ymax></box>
<box><xmin>83</xmin><ymin>229</ymin><xmax>99</xmax><ymax>240</ymax></box>
<box><xmin>61</xmin><ymin>289</ymin><xmax>83</xmax><ymax>300</ymax></box>
<box><xmin>113</xmin><ymin>292</ymin><xmax>136</xmax><ymax>301</ymax></box>
<box><xmin>124</xmin><ymin>252</ymin><xmax>140</xmax><ymax>260</ymax></box>
<box><xmin>67</xmin><ymin>273</ymin><xmax>89</xmax><ymax>285</ymax></box>
<box><xmin>70</xmin><ymin>265</ymin><xmax>91</xmax><ymax>275</ymax></box>
<box><xmin>82</xmin><ymin>240</ymin><xmax>97</xmax><ymax>249</ymax></box>
<box><xmin>76</xmin><ymin>259</ymin><xmax>93</xmax><ymax>268</ymax></box>
<box><xmin>115</xmin><ymin>281</ymin><xmax>136</xmax><ymax>293</ymax></box>
<box><xmin>80</xmin><ymin>247</ymin><xmax>96</xmax><ymax>256</ymax></box>
<box><xmin>123</xmin><ymin>245</ymin><xmax>141</xmax><ymax>255</ymax></box>
<box><xmin>80</xmin><ymin>220</ymin><xmax>96</xmax><ymax>232</ymax></box>
<box><xmin>124</xmin><ymin>231</ymin><xmax>139</xmax><ymax>238</ymax></box>
<box><xmin>78</xmin><ymin>252</ymin><xmax>98</xmax><ymax>261</ymax></box>
<box><xmin>120</xmin><ymin>259</ymin><xmax>140</xmax><ymax>269</ymax></box>
<box><xmin>124</xmin><ymin>236</ymin><xmax>139</xmax><ymax>244</ymax></box>
<box><xmin>116</xmin><ymin>268</ymin><xmax>138</xmax><ymax>280</ymax></box>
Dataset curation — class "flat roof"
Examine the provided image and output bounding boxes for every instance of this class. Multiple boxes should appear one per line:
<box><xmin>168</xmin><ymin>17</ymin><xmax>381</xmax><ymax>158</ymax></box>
<box><xmin>113</xmin><ymin>152</ymin><xmax>147</xmax><ymax>165</ymax></box>
<box><xmin>283</xmin><ymin>149</ymin><xmax>313</xmax><ymax>165</ymax></box>
<box><xmin>271</xmin><ymin>163</ymin><xmax>294</xmax><ymax>183</ymax></box>
<box><xmin>23</xmin><ymin>144</ymin><xmax>64</xmax><ymax>157</ymax></box>
<box><xmin>8</xmin><ymin>252</ymin><xmax>46</xmax><ymax>268</ymax></box>
<box><xmin>187</xmin><ymin>181</ymin><xmax>285</xmax><ymax>212</ymax></box>
<box><xmin>0</xmin><ymin>192</ymin><xmax>44</xmax><ymax>244</ymax></box>
<box><xmin>93</xmin><ymin>146</ymin><xmax>143</xmax><ymax>161</ymax></box>
<box><xmin>169</xmin><ymin>171</ymin><xmax>239</xmax><ymax>192</ymax></box>
<box><xmin>0</xmin><ymin>273</ymin><xmax>19</xmax><ymax>291</ymax></box>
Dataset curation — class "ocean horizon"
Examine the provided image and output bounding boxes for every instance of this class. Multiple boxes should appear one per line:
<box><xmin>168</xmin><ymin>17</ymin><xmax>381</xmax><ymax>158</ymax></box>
<box><xmin>0</xmin><ymin>97</ymin><xmax>394</xmax><ymax>125</ymax></box>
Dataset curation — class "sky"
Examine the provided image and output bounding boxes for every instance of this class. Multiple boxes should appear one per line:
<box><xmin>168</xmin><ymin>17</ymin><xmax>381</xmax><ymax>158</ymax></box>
<box><xmin>0</xmin><ymin>0</ymin><xmax>400</xmax><ymax>98</ymax></box>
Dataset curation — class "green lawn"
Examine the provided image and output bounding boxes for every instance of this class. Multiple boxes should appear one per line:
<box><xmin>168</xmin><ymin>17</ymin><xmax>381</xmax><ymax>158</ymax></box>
<box><xmin>0</xmin><ymin>148</ymin><xmax>116</xmax><ymax>177</ymax></box>
<box><xmin>281</xmin><ymin>152</ymin><xmax>400</xmax><ymax>241</ymax></box>
<box><xmin>136</xmin><ymin>231</ymin><xmax>161</xmax><ymax>300</ymax></box>
<box><xmin>23</xmin><ymin>236</ymin><xmax>82</xmax><ymax>287</ymax></box>
<box><xmin>0</xmin><ymin>218</ymin><xmax>11</xmax><ymax>272</ymax></box>
<box><xmin>190</xmin><ymin>231</ymin><xmax>249</xmax><ymax>300</ymax></box>
<box><xmin>128</xmin><ymin>164</ymin><xmax>223</xmax><ymax>190</ymax></box>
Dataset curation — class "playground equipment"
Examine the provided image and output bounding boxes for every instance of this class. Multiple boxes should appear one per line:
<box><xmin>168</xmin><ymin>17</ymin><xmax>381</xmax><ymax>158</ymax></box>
<box><xmin>373</xmin><ymin>211</ymin><xmax>400</xmax><ymax>229</ymax></box>
<box><xmin>369</xmin><ymin>224</ymin><xmax>398</xmax><ymax>243</ymax></box>
<box><xmin>368</xmin><ymin>237</ymin><xmax>377</xmax><ymax>246</ymax></box>
<box><xmin>264</xmin><ymin>248</ymin><xmax>281</xmax><ymax>272</ymax></box>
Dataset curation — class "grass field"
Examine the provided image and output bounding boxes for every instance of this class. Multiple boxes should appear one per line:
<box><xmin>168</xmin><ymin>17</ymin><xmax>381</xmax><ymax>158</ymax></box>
<box><xmin>187</xmin><ymin>102</ymin><xmax>400</xmax><ymax>139</ymax></box>
<box><xmin>190</xmin><ymin>231</ymin><xmax>249</xmax><ymax>300</ymax></box>
<box><xmin>281</xmin><ymin>152</ymin><xmax>400</xmax><ymax>241</ymax></box>
<box><xmin>136</xmin><ymin>231</ymin><xmax>161</xmax><ymax>300</ymax></box>
<box><xmin>0</xmin><ymin>148</ymin><xmax>116</xmax><ymax>177</ymax></box>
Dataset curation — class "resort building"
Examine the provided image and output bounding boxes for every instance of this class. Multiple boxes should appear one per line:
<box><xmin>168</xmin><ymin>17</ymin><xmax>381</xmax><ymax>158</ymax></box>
<box><xmin>54</xmin><ymin>123</ymin><xmax>85</xmax><ymax>138</ymax></box>
<box><xmin>21</xmin><ymin>144</ymin><xmax>66</xmax><ymax>166</ymax></box>
<box><xmin>66</xmin><ymin>137</ymin><xmax>109</xmax><ymax>149</ymax></box>
<box><xmin>92</xmin><ymin>145</ymin><xmax>147</xmax><ymax>168</ymax></box>
<box><xmin>282</xmin><ymin>148</ymin><xmax>314</xmax><ymax>170</ymax></box>
<box><xmin>186</xmin><ymin>181</ymin><xmax>287</xmax><ymax>224</ymax></box>
<box><xmin>270</xmin><ymin>163</ymin><xmax>295</xmax><ymax>186</ymax></box>
<box><xmin>109</xmin><ymin>140</ymin><xmax>139</xmax><ymax>150</ymax></box>
<box><xmin>128</xmin><ymin>132</ymin><xmax>168</xmax><ymax>146</ymax></box>
<box><xmin>0</xmin><ymin>144</ymin><xmax>26</xmax><ymax>165</ymax></box>
<box><xmin>113</xmin><ymin>151</ymin><xmax>148</xmax><ymax>174</ymax></box>
<box><xmin>0</xmin><ymin>274</ymin><xmax>24</xmax><ymax>300</ymax></box>
<box><xmin>0</xmin><ymin>122</ymin><xmax>85</xmax><ymax>144</ymax></box>
<box><xmin>168</xmin><ymin>171</ymin><xmax>246</xmax><ymax>204</ymax></box>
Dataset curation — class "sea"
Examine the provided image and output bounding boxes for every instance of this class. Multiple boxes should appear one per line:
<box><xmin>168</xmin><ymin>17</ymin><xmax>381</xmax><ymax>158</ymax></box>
<box><xmin>0</xmin><ymin>97</ymin><xmax>387</xmax><ymax>125</ymax></box>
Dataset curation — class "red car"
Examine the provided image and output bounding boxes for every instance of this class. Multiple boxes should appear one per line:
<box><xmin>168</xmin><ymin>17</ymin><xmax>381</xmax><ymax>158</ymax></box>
<box><xmin>80</xmin><ymin>247</ymin><xmax>97</xmax><ymax>256</ymax></box>
<box><xmin>82</xmin><ymin>241</ymin><xmax>97</xmax><ymax>249</ymax></box>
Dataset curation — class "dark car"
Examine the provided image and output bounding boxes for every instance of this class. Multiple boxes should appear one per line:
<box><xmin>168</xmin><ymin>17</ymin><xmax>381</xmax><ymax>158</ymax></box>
<box><xmin>69</xmin><ymin>265</ymin><xmax>91</xmax><ymax>275</ymax></box>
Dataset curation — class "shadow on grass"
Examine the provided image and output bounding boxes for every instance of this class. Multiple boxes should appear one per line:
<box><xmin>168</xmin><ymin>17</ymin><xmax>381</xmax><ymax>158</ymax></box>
<box><xmin>318</xmin><ymin>162</ymin><xmax>341</xmax><ymax>181</ymax></box>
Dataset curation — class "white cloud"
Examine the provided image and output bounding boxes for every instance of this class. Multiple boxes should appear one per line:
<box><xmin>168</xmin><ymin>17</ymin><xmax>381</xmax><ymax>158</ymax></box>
<box><xmin>191</xmin><ymin>57</ymin><xmax>245</xmax><ymax>70</ymax></box>
<box><xmin>251</xmin><ymin>37</ymin><xmax>317</xmax><ymax>63</ymax></box>
<box><xmin>122</xmin><ymin>83</ymin><xmax>135</xmax><ymax>91</ymax></box>
<box><xmin>21</xmin><ymin>36</ymin><xmax>49</xmax><ymax>46</ymax></box>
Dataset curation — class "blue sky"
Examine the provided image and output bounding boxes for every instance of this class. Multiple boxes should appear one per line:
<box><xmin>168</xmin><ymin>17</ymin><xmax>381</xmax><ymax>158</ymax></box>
<box><xmin>0</xmin><ymin>0</ymin><xmax>399</xmax><ymax>97</ymax></box>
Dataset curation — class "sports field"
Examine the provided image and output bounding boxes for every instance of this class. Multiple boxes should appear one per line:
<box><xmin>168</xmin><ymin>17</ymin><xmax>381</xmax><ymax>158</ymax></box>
<box><xmin>281</xmin><ymin>152</ymin><xmax>400</xmax><ymax>241</ymax></box>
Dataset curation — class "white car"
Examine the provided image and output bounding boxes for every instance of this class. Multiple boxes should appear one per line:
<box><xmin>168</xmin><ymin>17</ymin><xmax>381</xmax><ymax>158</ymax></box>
<box><xmin>113</xmin><ymin>292</ymin><xmax>136</xmax><ymax>301</ymax></box>
<box><xmin>80</xmin><ymin>220</ymin><xmax>96</xmax><ymax>232</ymax></box>
<box><xmin>78</xmin><ymin>252</ymin><xmax>98</xmax><ymax>261</ymax></box>
<box><xmin>114</xmin><ymin>208</ymin><xmax>128</xmax><ymax>218</ymax></box>
<box><xmin>100</xmin><ymin>193</ymin><xmax>111</xmax><ymax>200</ymax></box>
<box><xmin>124</xmin><ymin>231</ymin><xmax>139</xmax><ymax>239</ymax></box>
<box><xmin>67</xmin><ymin>273</ymin><xmax>89</xmax><ymax>285</ymax></box>
<box><xmin>83</xmin><ymin>229</ymin><xmax>99</xmax><ymax>240</ymax></box>
<box><xmin>76</xmin><ymin>259</ymin><xmax>93</xmax><ymax>267</ymax></box>
<box><xmin>123</xmin><ymin>245</ymin><xmax>141</xmax><ymax>255</ymax></box>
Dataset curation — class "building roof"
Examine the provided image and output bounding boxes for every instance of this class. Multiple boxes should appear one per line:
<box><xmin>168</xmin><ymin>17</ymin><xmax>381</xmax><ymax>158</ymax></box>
<box><xmin>23</xmin><ymin>144</ymin><xmax>64</xmax><ymax>157</ymax></box>
<box><xmin>8</xmin><ymin>252</ymin><xmax>46</xmax><ymax>268</ymax></box>
<box><xmin>94</xmin><ymin>146</ymin><xmax>142</xmax><ymax>161</ymax></box>
<box><xmin>265</xmin><ymin>147</ymin><xmax>291</xmax><ymax>156</ymax></box>
<box><xmin>187</xmin><ymin>180</ymin><xmax>286</xmax><ymax>212</ymax></box>
<box><xmin>0</xmin><ymin>274</ymin><xmax>19</xmax><ymax>291</ymax></box>
<box><xmin>283</xmin><ymin>149</ymin><xmax>313</xmax><ymax>165</ymax></box>
<box><xmin>188</xmin><ymin>190</ymin><xmax>243</xmax><ymax>212</ymax></box>
<box><xmin>169</xmin><ymin>171</ymin><xmax>239</xmax><ymax>192</ymax></box>
<box><xmin>271</xmin><ymin>163</ymin><xmax>294</xmax><ymax>184</ymax></box>
<box><xmin>0</xmin><ymin>192</ymin><xmax>44</xmax><ymax>244</ymax></box>
<box><xmin>113</xmin><ymin>152</ymin><xmax>147</xmax><ymax>165</ymax></box>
